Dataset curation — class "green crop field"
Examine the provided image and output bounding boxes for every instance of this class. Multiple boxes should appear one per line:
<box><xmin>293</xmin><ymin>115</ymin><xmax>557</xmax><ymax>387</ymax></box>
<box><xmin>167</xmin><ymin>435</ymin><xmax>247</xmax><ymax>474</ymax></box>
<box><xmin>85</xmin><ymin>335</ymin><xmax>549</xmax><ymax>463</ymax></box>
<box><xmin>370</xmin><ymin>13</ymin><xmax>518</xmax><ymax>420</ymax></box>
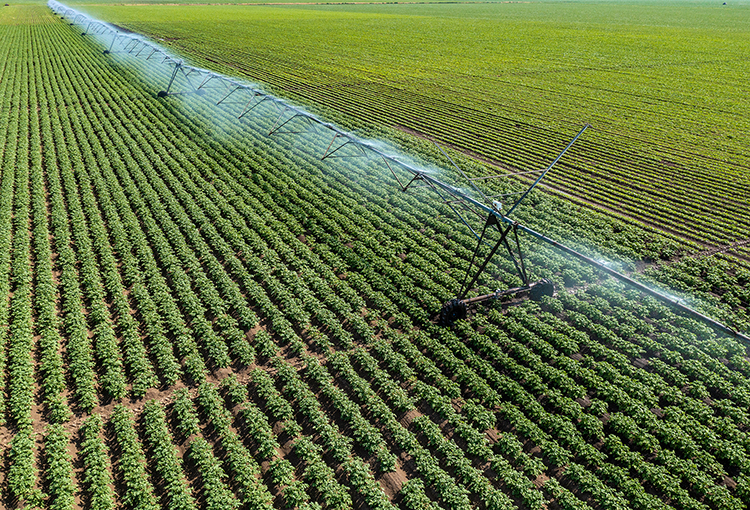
<box><xmin>73</xmin><ymin>0</ymin><xmax>750</xmax><ymax>251</ymax></box>
<box><xmin>1</xmin><ymin>1</ymin><xmax>750</xmax><ymax>509</ymax></box>
<box><xmin>67</xmin><ymin>0</ymin><xmax>750</xmax><ymax>319</ymax></box>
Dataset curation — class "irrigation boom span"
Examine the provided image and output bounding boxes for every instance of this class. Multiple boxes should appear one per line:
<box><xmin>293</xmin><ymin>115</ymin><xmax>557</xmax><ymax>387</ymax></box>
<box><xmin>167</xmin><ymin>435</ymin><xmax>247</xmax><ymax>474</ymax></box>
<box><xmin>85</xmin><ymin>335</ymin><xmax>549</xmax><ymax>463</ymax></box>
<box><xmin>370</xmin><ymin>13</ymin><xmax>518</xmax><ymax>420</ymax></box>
<box><xmin>49</xmin><ymin>1</ymin><xmax>750</xmax><ymax>345</ymax></box>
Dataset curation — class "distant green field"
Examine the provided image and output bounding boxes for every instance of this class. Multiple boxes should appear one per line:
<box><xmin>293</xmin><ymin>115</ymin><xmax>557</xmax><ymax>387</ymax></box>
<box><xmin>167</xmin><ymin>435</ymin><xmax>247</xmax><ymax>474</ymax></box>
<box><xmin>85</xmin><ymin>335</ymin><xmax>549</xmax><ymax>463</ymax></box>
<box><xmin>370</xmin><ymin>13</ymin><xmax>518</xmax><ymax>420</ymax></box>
<box><xmin>66</xmin><ymin>0</ymin><xmax>501</xmax><ymax>4</ymax></box>
<box><xmin>73</xmin><ymin>0</ymin><xmax>750</xmax><ymax>258</ymax></box>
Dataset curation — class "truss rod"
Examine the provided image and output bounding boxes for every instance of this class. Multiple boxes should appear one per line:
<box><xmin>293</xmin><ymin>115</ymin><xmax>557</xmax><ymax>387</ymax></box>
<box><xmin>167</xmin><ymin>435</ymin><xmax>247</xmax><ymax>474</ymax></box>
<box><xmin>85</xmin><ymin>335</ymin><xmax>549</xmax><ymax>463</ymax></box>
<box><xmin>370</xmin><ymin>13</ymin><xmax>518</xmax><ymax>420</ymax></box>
<box><xmin>505</xmin><ymin>123</ymin><xmax>590</xmax><ymax>216</ymax></box>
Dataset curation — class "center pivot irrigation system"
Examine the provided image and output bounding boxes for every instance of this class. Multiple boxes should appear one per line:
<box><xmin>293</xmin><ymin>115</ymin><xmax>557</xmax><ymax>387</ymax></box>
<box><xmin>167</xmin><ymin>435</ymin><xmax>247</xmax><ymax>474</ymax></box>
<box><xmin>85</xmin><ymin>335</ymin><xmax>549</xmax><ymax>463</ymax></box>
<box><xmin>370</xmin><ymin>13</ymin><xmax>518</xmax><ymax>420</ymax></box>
<box><xmin>50</xmin><ymin>1</ymin><xmax>750</xmax><ymax>343</ymax></box>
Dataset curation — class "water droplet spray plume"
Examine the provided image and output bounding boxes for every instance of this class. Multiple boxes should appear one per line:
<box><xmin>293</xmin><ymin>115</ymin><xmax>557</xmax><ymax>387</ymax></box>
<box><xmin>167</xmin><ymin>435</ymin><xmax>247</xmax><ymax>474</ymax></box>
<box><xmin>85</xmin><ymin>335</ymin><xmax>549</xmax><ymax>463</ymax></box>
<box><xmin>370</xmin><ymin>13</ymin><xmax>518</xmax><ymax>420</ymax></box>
<box><xmin>49</xmin><ymin>0</ymin><xmax>750</xmax><ymax>345</ymax></box>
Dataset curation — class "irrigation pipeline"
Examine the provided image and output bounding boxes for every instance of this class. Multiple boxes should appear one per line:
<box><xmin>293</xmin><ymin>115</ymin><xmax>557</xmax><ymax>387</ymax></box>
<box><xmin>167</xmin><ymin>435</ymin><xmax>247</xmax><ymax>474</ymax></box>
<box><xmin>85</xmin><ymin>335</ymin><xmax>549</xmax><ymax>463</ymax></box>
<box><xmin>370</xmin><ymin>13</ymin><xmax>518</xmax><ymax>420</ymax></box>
<box><xmin>523</xmin><ymin>228</ymin><xmax>750</xmax><ymax>345</ymax></box>
<box><xmin>48</xmin><ymin>1</ymin><xmax>750</xmax><ymax>346</ymax></box>
<box><xmin>405</xmin><ymin>166</ymin><xmax>750</xmax><ymax>344</ymax></box>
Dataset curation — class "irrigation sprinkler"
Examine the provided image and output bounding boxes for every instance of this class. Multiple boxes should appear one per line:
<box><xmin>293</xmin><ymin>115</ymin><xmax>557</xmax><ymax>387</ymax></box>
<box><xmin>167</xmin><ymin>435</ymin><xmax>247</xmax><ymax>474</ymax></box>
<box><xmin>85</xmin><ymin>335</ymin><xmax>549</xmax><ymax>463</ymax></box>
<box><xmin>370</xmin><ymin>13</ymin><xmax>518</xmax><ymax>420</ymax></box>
<box><xmin>123</xmin><ymin>38</ymin><xmax>141</xmax><ymax>53</ymax></box>
<box><xmin>321</xmin><ymin>133</ymin><xmax>370</xmax><ymax>160</ymax></box>
<box><xmin>103</xmin><ymin>32</ymin><xmax>118</xmax><ymax>54</ymax></box>
<box><xmin>268</xmin><ymin>107</ymin><xmax>320</xmax><ymax>137</ymax></box>
<box><xmin>238</xmin><ymin>93</ymin><xmax>274</xmax><ymax>119</ymax></box>
<box><xmin>157</xmin><ymin>62</ymin><xmax>207</xmax><ymax>97</ymax></box>
<box><xmin>158</xmin><ymin>63</ymin><xmax>182</xmax><ymax>97</ymax></box>
<box><xmin>435</xmin><ymin>125</ymin><xmax>589</xmax><ymax>324</ymax></box>
<box><xmin>311</xmin><ymin>122</ymin><xmax>750</xmax><ymax>344</ymax></box>
<box><xmin>51</xmin><ymin>0</ymin><xmax>750</xmax><ymax>345</ymax></box>
<box><xmin>315</xmin><ymin>121</ymin><xmax>591</xmax><ymax>325</ymax></box>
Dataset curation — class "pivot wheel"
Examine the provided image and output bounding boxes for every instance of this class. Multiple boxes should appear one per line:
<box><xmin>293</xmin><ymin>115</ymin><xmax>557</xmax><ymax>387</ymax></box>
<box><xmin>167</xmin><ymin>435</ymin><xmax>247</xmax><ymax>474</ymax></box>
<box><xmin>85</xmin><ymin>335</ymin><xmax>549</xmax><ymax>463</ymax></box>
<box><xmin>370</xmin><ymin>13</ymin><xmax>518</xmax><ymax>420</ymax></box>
<box><xmin>440</xmin><ymin>298</ymin><xmax>467</xmax><ymax>326</ymax></box>
<box><xmin>529</xmin><ymin>278</ymin><xmax>555</xmax><ymax>301</ymax></box>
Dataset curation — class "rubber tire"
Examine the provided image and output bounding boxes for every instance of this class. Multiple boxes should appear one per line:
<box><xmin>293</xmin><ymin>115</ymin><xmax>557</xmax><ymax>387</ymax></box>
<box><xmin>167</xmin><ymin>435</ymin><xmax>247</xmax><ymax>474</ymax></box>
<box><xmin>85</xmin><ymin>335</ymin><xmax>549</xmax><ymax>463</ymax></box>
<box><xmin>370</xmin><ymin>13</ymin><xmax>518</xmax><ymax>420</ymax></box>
<box><xmin>529</xmin><ymin>279</ymin><xmax>555</xmax><ymax>301</ymax></box>
<box><xmin>440</xmin><ymin>298</ymin><xmax>467</xmax><ymax>326</ymax></box>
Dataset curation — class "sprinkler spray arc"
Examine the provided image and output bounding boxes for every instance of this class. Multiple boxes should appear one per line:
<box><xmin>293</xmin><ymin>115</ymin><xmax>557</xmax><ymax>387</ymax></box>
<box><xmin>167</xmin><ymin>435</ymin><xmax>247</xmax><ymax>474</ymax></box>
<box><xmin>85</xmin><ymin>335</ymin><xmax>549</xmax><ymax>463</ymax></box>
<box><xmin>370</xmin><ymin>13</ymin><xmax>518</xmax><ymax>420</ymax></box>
<box><xmin>49</xmin><ymin>0</ymin><xmax>750</xmax><ymax>345</ymax></box>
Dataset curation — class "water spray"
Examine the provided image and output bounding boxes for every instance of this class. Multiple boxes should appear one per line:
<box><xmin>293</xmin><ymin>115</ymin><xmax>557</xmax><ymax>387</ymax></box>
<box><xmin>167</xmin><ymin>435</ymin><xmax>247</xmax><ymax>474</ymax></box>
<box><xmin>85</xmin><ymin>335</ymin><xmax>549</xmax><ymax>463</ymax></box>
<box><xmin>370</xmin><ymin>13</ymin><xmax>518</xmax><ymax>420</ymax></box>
<box><xmin>48</xmin><ymin>0</ymin><xmax>750</xmax><ymax>345</ymax></box>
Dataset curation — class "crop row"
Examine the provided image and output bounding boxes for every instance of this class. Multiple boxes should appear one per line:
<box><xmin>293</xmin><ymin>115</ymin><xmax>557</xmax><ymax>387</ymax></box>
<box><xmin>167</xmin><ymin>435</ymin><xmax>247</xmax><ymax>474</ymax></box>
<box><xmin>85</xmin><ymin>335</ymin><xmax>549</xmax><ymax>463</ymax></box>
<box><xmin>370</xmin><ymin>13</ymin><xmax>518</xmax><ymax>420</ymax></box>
<box><xmin>107</xmin><ymin>17</ymin><xmax>750</xmax><ymax>252</ymax></box>
<box><xmin>0</xmin><ymin>7</ymin><xmax>749</xmax><ymax>509</ymax></box>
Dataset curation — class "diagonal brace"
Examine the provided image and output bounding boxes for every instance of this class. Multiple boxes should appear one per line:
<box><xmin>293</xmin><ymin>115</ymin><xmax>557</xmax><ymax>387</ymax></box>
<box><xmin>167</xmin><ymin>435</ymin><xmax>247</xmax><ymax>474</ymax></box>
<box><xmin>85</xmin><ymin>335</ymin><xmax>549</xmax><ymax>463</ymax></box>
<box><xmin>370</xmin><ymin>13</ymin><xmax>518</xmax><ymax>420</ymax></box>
<box><xmin>458</xmin><ymin>214</ymin><xmax>514</xmax><ymax>300</ymax></box>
